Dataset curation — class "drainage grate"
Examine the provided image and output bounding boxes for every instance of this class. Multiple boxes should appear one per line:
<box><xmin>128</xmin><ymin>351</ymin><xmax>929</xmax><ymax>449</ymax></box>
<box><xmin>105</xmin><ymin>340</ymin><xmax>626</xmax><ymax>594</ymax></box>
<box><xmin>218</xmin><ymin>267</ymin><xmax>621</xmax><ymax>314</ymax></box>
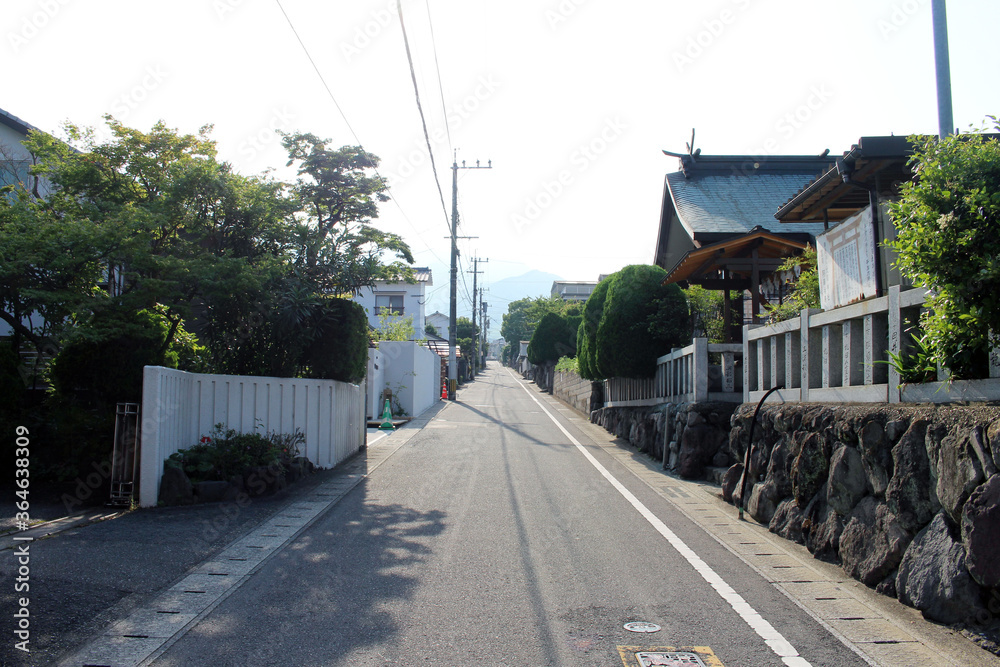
<box><xmin>635</xmin><ymin>651</ymin><xmax>707</xmax><ymax>666</ymax></box>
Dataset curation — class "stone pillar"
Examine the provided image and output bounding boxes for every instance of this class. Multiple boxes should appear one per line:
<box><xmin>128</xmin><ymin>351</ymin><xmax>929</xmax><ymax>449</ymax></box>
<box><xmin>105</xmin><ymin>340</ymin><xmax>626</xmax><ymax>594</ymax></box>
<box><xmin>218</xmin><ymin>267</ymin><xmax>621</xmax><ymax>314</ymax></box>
<box><xmin>888</xmin><ymin>286</ymin><xmax>901</xmax><ymax>403</ymax></box>
<box><xmin>693</xmin><ymin>337</ymin><xmax>709</xmax><ymax>402</ymax></box>
<box><xmin>743</xmin><ymin>324</ymin><xmax>754</xmax><ymax>402</ymax></box>
<box><xmin>757</xmin><ymin>338</ymin><xmax>768</xmax><ymax>391</ymax></box>
<box><xmin>822</xmin><ymin>324</ymin><xmax>843</xmax><ymax>389</ymax></box>
<box><xmin>722</xmin><ymin>351</ymin><xmax>736</xmax><ymax>393</ymax></box>
<box><xmin>785</xmin><ymin>331</ymin><xmax>800</xmax><ymax>389</ymax></box>
<box><xmin>801</xmin><ymin>309</ymin><xmax>822</xmax><ymax>401</ymax></box>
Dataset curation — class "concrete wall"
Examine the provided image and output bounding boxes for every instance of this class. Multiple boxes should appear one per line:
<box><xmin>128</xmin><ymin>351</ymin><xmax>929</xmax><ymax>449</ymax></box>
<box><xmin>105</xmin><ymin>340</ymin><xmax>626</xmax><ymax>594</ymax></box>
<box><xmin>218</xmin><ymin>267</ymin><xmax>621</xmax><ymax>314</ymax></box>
<box><xmin>378</xmin><ymin>341</ymin><xmax>441</xmax><ymax>418</ymax></box>
<box><xmin>366</xmin><ymin>347</ymin><xmax>385</xmax><ymax>420</ymax></box>
<box><xmin>139</xmin><ymin>366</ymin><xmax>366</xmax><ymax>507</ymax></box>
<box><xmin>554</xmin><ymin>370</ymin><xmax>592</xmax><ymax>414</ymax></box>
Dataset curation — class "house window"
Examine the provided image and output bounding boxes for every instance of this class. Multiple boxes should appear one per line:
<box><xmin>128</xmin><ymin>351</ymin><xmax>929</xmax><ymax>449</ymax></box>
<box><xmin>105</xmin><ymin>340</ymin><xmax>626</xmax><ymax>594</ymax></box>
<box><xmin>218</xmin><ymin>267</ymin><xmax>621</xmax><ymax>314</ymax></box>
<box><xmin>375</xmin><ymin>294</ymin><xmax>405</xmax><ymax>315</ymax></box>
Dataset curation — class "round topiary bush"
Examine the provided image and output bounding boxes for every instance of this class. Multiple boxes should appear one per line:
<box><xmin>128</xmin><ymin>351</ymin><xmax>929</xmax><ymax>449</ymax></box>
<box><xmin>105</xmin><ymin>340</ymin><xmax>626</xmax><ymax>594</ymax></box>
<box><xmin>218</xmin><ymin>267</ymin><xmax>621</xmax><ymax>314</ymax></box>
<box><xmin>577</xmin><ymin>277</ymin><xmax>611</xmax><ymax>380</ymax></box>
<box><xmin>595</xmin><ymin>265</ymin><xmax>689</xmax><ymax>379</ymax></box>
<box><xmin>527</xmin><ymin>312</ymin><xmax>575</xmax><ymax>365</ymax></box>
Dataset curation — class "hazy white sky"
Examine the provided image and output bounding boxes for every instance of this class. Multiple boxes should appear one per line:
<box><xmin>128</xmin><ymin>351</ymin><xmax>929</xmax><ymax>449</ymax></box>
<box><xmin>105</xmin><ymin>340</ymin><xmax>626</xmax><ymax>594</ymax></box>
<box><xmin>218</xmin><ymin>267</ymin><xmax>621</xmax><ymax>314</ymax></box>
<box><xmin>5</xmin><ymin>0</ymin><xmax>1000</xmax><ymax>326</ymax></box>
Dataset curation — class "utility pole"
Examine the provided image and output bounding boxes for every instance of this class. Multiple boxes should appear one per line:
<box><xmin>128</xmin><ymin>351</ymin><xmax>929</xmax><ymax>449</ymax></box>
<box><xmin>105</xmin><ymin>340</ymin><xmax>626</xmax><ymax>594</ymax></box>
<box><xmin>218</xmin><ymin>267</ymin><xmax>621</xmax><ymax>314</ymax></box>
<box><xmin>448</xmin><ymin>155</ymin><xmax>492</xmax><ymax>399</ymax></box>
<box><xmin>480</xmin><ymin>290</ymin><xmax>489</xmax><ymax>368</ymax></box>
<box><xmin>468</xmin><ymin>257</ymin><xmax>487</xmax><ymax>375</ymax></box>
<box><xmin>932</xmin><ymin>0</ymin><xmax>953</xmax><ymax>139</ymax></box>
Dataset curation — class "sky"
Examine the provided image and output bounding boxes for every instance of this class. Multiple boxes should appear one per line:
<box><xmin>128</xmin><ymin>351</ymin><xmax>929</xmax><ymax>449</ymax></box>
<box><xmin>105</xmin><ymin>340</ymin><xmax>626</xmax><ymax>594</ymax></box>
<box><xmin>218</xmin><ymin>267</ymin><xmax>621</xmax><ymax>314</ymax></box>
<box><xmin>5</xmin><ymin>0</ymin><xmax>1000</xmax><ymax>338</ymax></box>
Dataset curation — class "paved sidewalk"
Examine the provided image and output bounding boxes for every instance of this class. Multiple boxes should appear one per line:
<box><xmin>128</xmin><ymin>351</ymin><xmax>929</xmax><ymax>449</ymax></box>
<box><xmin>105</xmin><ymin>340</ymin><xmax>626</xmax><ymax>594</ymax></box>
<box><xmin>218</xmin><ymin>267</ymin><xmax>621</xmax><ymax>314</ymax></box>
<box><xmin>0</xmin><ymin>419</ymin><xmax>435</xmax><ymax>667</ymax></box>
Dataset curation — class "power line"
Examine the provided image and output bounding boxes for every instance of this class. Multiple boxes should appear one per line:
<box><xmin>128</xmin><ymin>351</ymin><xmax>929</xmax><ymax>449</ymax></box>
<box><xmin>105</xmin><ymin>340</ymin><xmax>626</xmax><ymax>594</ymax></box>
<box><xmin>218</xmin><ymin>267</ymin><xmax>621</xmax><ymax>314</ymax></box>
<box><xmin>396</xmin><ymin>0</ymin><xmax>451</xmax><ymax>234</ymax></box>
<box><xmin>424</xmin><ymin>0</ymin><xmax>452</xmax><ymax>156</ymax></box>
<box><xmin>273</xmin><ymin>0</ymin><xmax>440</xmax><ymax>263</ymax></box>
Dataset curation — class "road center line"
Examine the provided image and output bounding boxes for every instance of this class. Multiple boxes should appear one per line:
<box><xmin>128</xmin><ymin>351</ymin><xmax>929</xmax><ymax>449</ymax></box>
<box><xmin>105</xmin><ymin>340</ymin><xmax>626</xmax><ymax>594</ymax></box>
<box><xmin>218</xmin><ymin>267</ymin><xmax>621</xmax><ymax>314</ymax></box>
<box><xmin>505</xmin><ymin>368</ymin><xmax>812</xmax><ymax>667</ymax></box>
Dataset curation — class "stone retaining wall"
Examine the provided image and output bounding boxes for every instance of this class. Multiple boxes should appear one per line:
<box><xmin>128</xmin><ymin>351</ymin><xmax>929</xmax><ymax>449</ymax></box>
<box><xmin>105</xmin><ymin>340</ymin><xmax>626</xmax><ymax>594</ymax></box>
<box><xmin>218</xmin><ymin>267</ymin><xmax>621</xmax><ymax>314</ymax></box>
<box><xmin>591</xmin><ymin>402</ymin><xmax>739</xmax><ymax>480</ymax></box>
<box><xmin>553</xmin><ymin>370</ymin><xmax>593</xmax><ymax>415</ymax></box>
<box><xmin>722</xmin><ymin>402</ymin><xmax>1000</xmax><ymax>628</ymax></box>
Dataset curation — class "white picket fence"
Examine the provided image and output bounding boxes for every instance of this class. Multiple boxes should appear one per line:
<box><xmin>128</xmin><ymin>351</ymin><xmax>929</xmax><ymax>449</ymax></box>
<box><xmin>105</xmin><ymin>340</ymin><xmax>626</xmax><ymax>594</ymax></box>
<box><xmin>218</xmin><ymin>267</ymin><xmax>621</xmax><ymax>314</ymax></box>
<box><xmin>139</xmin><ymin>366</ymin><xmax>366</xmax><ymax>507</ymax></box>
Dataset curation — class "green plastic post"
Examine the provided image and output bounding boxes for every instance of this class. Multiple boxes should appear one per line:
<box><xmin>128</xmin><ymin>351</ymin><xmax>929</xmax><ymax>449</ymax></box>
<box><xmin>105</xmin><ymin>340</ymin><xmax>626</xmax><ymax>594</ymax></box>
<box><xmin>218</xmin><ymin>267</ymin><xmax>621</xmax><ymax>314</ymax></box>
<box><xmin>378</xmin><ymin>398</ymin><xmax>395</xmax><ymax>431</ymax></box>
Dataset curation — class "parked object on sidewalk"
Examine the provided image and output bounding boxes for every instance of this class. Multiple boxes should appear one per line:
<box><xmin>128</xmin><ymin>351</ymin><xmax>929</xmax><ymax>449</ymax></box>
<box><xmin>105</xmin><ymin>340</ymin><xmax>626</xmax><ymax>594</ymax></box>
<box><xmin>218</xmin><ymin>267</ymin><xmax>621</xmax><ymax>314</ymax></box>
<box><xmin>379</xmin><ymin>399</ymin><xmax>396</xmax><ymax>431</ymax></box>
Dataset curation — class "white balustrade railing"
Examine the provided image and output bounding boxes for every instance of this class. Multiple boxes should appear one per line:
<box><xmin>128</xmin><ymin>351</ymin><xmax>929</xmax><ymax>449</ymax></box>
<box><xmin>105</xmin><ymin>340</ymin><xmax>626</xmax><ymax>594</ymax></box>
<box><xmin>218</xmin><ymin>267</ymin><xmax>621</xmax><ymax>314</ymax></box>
<box><xmin>744</xmin><ymin>285</ymin><xmax>1000</xmax><ymax>404</ymax></box>
<box><xmin>603</xmin><ymin>339</ymin><xmax>743</xmax><ymax>408</ymax></box>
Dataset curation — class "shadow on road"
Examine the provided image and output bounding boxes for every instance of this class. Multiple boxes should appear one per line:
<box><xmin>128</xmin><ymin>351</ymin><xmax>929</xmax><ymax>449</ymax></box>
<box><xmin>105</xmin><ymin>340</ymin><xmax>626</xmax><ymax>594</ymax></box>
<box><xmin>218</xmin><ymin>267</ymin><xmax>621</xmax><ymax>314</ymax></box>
<box><xmin>153</xmin><ymin>479</ymin><xmax>448</xmax><ymax>666</ymax></box>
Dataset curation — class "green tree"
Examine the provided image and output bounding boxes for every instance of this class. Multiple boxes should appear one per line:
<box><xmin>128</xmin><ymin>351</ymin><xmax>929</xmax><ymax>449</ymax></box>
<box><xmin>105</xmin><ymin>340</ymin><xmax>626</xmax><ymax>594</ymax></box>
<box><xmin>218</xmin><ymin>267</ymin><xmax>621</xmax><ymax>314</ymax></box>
<box><xmin>374</xmin><ymin>310</ymin><xmax>416</xmax><ymax>341</ymax></box>
<box><xmin>595</xmin><ymin>265</ymin><xmax>689</xmax><ymax>379</ymax></box>
<box><xmin>281</xmin><ymin>132</ymin><xmax>413</xmax><ymax>295</ymax></box>
<box><xmin>577</xmin><ymin>278</ymin><xmax>611</xmax><ymax>380</ymax></box>
<box><xmin>500</xmin><ymin>295</ymin><xmax>578</xmax><ymax>366</ymax></box>
<box><xmin>456</xmin><ymin>316</ymin><xmax>479</xmax><ymax>361</ymax></box>
<box><xmin>763</xmin><ymin>246</ymin><xmax>820</xmax><ymax>324</ymax></box>
<box><xmin>527</xmin><ymin>312</ymin><xmax>576</xmax><ymax>365</ymax></box>
<box><xmin>888</xmin><ymin>126</ymin><xmax>1000</xmax><ymax>378</ymax></box>
<box><xmin>11</xmin><ymin>118</ymin><xmax>294</xmax><ymax>364</ymax></box>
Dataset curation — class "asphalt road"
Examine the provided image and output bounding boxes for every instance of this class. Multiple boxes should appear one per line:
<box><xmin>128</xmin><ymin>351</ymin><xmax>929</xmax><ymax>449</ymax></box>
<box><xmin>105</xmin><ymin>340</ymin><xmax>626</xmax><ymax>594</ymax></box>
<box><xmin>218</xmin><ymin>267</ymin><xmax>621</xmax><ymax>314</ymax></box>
<box><xmin>121</xmin><ymin>362</ymin><xmax>874</xmax><ymax>667</ymax></box>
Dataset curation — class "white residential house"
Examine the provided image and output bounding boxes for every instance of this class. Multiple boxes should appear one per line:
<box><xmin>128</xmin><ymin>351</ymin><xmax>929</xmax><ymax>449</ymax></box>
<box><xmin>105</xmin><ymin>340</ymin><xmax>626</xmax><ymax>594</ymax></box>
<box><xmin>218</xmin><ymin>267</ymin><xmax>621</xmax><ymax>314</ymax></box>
<box><xmin>424</xmin><ymin>310</ymin><xmax>449</xmax><ymax>339</ymax></box>
<box><xmin>353</xmin><ymin>267</ymin><xmax>432</xmax><ymax>340</ymax></box>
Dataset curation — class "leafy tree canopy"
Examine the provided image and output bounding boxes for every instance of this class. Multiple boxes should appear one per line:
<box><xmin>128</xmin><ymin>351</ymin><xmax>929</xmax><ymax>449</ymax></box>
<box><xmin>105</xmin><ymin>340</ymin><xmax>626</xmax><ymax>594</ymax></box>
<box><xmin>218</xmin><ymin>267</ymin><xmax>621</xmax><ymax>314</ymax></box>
<box><xmin>500</xmin><ymin>295</ymin><xmax>579</xmax><ymax>365</ymax></box>
<box><xmin>0</xmin><ymin>117</ymin><xmax>406</xmax><ymax>385</ymax></box>
<box><xmin>281</xmin><ymin>132</ymin><xmax>413</xmax><ymax>295</ymax></box>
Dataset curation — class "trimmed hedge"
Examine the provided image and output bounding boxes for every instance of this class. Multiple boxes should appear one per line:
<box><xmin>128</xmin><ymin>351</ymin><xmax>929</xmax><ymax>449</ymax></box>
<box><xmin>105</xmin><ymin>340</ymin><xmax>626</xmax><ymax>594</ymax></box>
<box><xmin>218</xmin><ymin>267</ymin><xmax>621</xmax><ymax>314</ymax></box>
<box><xmin>527</xmin><ymin>312</ymin><xmax>576</xmax><ymax>365</ymax></box>
<box><xmin>577</xmin><ymin>277</ymin><xmax>611</xmax><ymax>380</ymax></box>
<box><xmin>579</xmin><ymin>265</ymin><xmax>689</xmax><ymax>380</ymax></box>
<box><xmin>301</xmin><ymin>298</ymin><xmax>369</xmax><ymax>383</ymax></box>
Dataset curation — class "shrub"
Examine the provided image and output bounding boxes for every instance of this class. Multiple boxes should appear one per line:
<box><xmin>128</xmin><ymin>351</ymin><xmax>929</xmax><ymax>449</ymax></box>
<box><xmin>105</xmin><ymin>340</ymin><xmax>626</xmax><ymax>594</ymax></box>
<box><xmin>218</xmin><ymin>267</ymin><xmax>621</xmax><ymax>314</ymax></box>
<box><xmin>888</xmin><ymin>127</ymin><xmax>1000</xmax><ymax>378</ymax></box>
<box><xmin>577</xmin><ymin>277</ymin><xmax>611</xmax><ymax>380</ymax></box>
<box><xmin>301</xmin><ymin>298</ymin><xmax>369</xmax><ymax>383</ymax></box>
<box><xmin>596</xmin><ymin>265</ymin><xmax>689</xmax><ymax>379</ymax></box>
<box><xmin>527</xmin><ymin>312</ymin><xmax>575</xmax><ymax>365</ymax></box>
<box><xmin>49</xmin><ymin>309</ymin><xmax>204</xmax><ymax>405</ymax></box>
<box><xmin>555</xmin><ymin>356</ymin><xmax>579</xmax><ymax>374</ymax></box>
<box><xmin>167</xmin><ymin>424</ymin><xmax>304</xmax><ymax>483</ymax></box>
<box><xmin>764</xmin><ymin>246</ymin><xmax>821</xmax><ymax>324</ymax></box>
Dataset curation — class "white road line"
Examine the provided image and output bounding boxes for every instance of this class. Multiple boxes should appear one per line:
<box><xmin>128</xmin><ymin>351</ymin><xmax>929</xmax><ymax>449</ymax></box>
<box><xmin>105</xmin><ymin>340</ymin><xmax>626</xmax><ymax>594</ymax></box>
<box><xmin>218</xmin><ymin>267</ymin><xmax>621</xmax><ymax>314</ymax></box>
<box><xmin>506</xmin><ymin>368</ymin><xmax>812</xmax><ymax>667</ymax></box>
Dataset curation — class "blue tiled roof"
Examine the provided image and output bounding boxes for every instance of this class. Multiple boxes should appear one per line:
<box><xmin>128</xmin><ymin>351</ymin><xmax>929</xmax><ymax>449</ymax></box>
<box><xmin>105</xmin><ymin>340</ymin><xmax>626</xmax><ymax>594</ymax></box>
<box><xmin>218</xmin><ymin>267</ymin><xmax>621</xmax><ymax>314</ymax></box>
<box><xmin>666</xmin><ymin>171</ymin><xmax>822</xmax><ymax>237</ymax></box>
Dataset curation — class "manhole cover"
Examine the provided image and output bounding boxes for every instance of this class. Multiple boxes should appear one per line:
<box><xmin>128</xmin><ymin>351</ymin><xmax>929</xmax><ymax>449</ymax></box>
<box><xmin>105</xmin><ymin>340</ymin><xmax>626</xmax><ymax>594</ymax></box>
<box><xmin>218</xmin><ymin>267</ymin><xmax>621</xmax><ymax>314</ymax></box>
<box><xmin>624</xmin><ymin>621</ymin><xmax>661</xmax><ymax>633</ymax></box>
<box><xmin>635</xmin><ymin>652</ymin><xmax>708</xmax><ymax>666</ymax></box>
